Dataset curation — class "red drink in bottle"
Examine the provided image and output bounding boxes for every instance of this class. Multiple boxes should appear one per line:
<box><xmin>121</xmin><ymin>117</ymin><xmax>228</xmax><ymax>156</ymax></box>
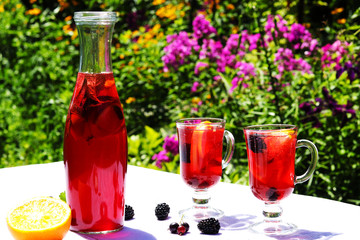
<box><xmin>244</xmin><ymin>129</ymin><xmax>297</xmax><ymax>202</ymax></box>
<box><xmin>65</xmin><ymin>12</ymin><xmax>128</xmax><ymax>233</ymax></box>
<box><xmin>64</xmin><ymin>72</ymin><xmax>127</xmax><ymax>232</ymax></box>
<box><xmin>178</xmin><ymin>122</ymin><xmax>224</xmax><ymax>189</ymax></box>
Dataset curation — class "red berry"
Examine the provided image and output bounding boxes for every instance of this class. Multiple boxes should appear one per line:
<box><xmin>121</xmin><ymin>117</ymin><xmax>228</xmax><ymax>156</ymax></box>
<box><xmin>181</xmin><ymin>222</ymin><xmax>190</xmax><ymax>233</ymax></box>
<box><xmin>177</xmin><ymin>225</ymin><xmax>186</xmax><ymax>235</ymax></box>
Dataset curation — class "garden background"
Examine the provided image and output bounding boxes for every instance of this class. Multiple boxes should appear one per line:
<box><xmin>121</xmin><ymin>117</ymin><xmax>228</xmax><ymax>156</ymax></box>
<box><xmin>1</xmin><ymin>0</ymin><xmax>359</xmax><ymax>205</ymax></box>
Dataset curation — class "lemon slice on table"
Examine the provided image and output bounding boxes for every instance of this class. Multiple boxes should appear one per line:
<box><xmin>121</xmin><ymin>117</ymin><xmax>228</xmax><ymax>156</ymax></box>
<box><xmin>190</xmin><ymin>121</ymin><xmax>213</xmax><ymax>171</ymax></box>
<box><xmin>7</xmin><ymin>197</ymin><xmax>71</xmax><ymax>240</ymax></box>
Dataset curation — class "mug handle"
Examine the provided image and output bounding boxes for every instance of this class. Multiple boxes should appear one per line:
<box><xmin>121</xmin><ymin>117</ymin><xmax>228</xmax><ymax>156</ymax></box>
<box><xmin>295</xmin><ymin>139</ymin><xmax>319</xmax><ymax>184</ymax></box>
<box><xmin>222</xmin><ymin>130</ymin><xmax>235</xmax><ymax>169</ymax></box>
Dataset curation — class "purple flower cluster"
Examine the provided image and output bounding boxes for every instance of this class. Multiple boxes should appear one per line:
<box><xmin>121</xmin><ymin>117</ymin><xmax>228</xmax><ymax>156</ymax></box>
<box><xmin>162</xmin><ymin>32</ymin><xmax>199</xmax><ymax>72</ymax></box>
<box><xmin>162</xmin><ymin>13</ymin><xmax>358</xmax><ymax>106</ymax></box>
<box><xmin>265</xmin><ymin>15</ymin><xmax>318</xmax><ymax>54</ymax></box>
<box><xmin>163</xmin><ymin>14</ymin><xmax>259</xmax><ymax>93</ymax></box>
<box><xmin>152</xmin><ymin>134</ymin><xmax>179</xmax><ymax>169</ymax></box>
<box><xmin>274</xmin><ymin>48</ymin><xmax>312</xmax><ymax>79</ymax></box>
<box><xmin>284</xmin><ymin>23</ymin><xmax>318</xmax><ymax>53</ymax></box>
<box><xmin>230</xmin><ymin>61</ymin><xmax>256</xmax><ymax>93</ymax></box>
<box><xmin>300</xmin><ymin>87</ymin><xmax>356</xmax><ymax>128</ymax></box>
<box><xmin>264</xmin><ymin>15</ymin><xmax>288</xmax><ymax>42</ymax></box>
<box><xmin>321</xmin><ymin>40</ymin><xmax>348</xmax><ymax>70</ymax></box>
<box><xmin>225</xmin><ymin>31</ymin><xmax>261</xmax><ymax>54</ymax></box>
<box><xmin>192</xmin><ymin>14</ymin><xmax>217</xmax><ymax>39</ymax></box>
<box><xmin>336</xmin><ymin>61</ymin><xmax>360</xmax><ymax>83</ymax></box>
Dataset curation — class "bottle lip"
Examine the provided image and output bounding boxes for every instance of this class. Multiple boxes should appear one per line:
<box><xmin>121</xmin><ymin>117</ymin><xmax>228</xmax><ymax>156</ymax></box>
<box><xmin>74</xmin><ymin>11</ymin><xmax>117</xmax><ymax>24</ymax></box>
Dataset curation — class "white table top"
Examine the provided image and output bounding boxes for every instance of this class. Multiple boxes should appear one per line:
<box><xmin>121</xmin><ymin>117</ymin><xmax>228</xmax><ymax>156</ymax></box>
<box><xmin>0</xmin><ymin>162</ymin><xmax>359</xmax><ymax>240</ymax></box>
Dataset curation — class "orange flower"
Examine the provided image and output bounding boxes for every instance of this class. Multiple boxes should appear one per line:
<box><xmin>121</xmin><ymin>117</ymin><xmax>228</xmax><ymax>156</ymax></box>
<box><xmin>132</xmin><ymin>44</ymin><xmax>139</xmax><ymax>52</ymax></box>
<box><xmin>71</xmin><ymin>28</ymin><xmax>78</xmax><ymax>40</ymax></box>
<box><xmin>153</xmin><ymin>0</ymin><xmax>165</xmax><ymax>5</ymax></box>
<box><xmin>152</xmin><ymin>23</ymin><xmax>161</xmax><ymax>32</ymax></box>
<box><xmin>62</xmin><ymin>24</ymin><xmax>72</xmax><ymax>34</ymax></box>
<box><xmin>226</xmin><ymin>4</ymin><xmax>235</xmax><ymax>10</ymax></box>
<box><xmin>231</xmin><ymin>26</ymin><xmax>239</xmax><ymax>34</ymax></box>
<box><xmin>30</xmin><ymin>0</ymin><xmax>37</xmax><ymax>3</ymax></box>
<box><xmin>25</xmin><ymin>8</ymin><xmax>41</xmax><ymax>15</ymax></box>
<box><xmin>337</xmin><ymin>18</ymin><xmax>346</xmax><ymax>24</ymax></box>
<box><xmin>331</xmin><ymin>7</ymin><xmax>344</xmax><ymax>15</ymax></box>
<box><xmin>58</xmin><ymin>0</ymin><xmax>69</xmax><ymax>11</ymax></box>
<box><xmin>156</xmin><ymin>4</ymin><xmax>178</xmax><ymax>20</ymax></box>
<box><xmin>125</xmin><ymin>97</ymin><xmax>136</xmax><ymax>104</ymax></box>
<box><xmin>64</xmin><ymin>15</ymin><xmax>72</xmax><ymax>21</ymax></box>
<box><xmin>192</xmin><ymin>97</ymin><xmax>201</xmax><ymax>105</ymax></box>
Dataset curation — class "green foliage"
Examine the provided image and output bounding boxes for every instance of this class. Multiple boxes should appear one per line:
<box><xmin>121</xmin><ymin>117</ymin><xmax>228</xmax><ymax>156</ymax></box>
<box><xmin>0</xmin><ymin>0</ymin><xmax>360</xmax><ymax>206</ymax></box>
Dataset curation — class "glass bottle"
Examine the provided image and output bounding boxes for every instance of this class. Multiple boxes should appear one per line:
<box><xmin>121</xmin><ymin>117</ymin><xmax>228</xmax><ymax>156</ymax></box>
<box><xmin>63</xmin><ymin>11</ymin><xmax>127</xmax><ymax>234</ymax></box>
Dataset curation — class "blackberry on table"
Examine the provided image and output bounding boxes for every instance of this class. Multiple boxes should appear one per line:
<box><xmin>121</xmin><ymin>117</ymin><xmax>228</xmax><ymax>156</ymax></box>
<box><xmin>125</xmin><ymin>205</ymin><xmax>134</xmax><ymax>220</ymax></box>
<box><xmin>155</xmin><ymin>203</ymin><xmax>170</xmax><ymax>220</ymax></box>
<box><xmin>197</xmin><ymin>218</ymin><xmax>221</xmax><ymax>234</ymax></box>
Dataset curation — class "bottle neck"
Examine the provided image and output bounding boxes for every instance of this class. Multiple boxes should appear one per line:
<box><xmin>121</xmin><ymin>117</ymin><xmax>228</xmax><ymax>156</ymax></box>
<box><xmin>77</xmin><ymin>23</ymin><xmax>114</xmax><ymax>73</ymax></box>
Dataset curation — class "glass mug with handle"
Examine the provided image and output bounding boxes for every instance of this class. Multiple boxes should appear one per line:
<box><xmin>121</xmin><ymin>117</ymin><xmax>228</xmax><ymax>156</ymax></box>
<box><xmin>243</xmin><ymin>124</ymin><xmax>318</xmax><ymax>235</ymax></box>
<box><xmin>176</xmin><ymin>118</ymin><xmax>235</xmax><ymax>220</ymax></box>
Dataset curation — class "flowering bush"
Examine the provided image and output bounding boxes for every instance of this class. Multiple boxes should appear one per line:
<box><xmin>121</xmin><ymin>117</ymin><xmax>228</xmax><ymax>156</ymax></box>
<box><xmin>1</xmin><ymin>0</ymin><xmax>359</xmax><ymax>205</ymax></box>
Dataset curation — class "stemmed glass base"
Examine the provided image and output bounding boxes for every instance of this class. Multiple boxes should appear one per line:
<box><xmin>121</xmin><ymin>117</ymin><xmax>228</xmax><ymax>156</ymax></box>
<box><xmin>250</xmin><ymin>220</ymin><xmax>297</xmax><ymax>235</ymax></box>
<box><xmin>250</xmin><ymin>202</ymin><xmax>297</xmax><ymax>236</ymax></box>
<box><xmin>179</xmin><ymin>189</ymin><xmax>224</xmax><ymax>221</ymax></box>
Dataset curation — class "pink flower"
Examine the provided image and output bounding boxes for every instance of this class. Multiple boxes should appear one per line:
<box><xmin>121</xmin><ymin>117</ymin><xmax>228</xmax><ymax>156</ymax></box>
<box><xmin>264</xmin><ymin>15</ymin><xmax>288</xmax><ymax>42</ymax></box>
<box><xmin>194</xmin><ymin>62</ymin><xmax>209</xmax><ymax>75</ymax></box>
<box><xmin>229</xmin><ymin>62</ymin><xmax>256</xmax><ymax>93</ymax></box>
<box><xmin>274</xmin><ymin>48</ymin><xmax>312</xmax><ymax>79</ymax></box>
<box><xmin>152</xmin><ymin>150</ymin><xmax>170</xmax><ymax>169</ymax></box>
<box><xmin>191</xmin><ymin>81</ymin><xmax>202</xmax><ymax>92</ymax></box>
<box><xmin>192</xmin><ymin>14</ymin><xmax>217</xmax><ymax>39</ymax></box>
<box><xmin>321</xmin><ymin>40</ymin><xmax>349</xmax><ymax>70</ymax></box>
<box><xmin>162</xmin><ymin>135</ymin><xmax>179</xmax><ymax>155</ymax></box>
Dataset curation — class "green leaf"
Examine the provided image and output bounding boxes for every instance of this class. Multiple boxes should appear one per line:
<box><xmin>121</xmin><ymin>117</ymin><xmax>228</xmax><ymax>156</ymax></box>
<box><xmin>59</xmin><ymin>191</ymin><xmax>66</xmax><ymax>203</ymax></box>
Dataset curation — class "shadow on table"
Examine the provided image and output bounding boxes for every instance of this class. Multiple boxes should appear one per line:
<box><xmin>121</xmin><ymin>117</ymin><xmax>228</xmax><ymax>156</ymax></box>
<box><xmin>268</xmin><ymin>229</ymin><xmax>341</xmax><ymax>240</ymax></box>
<box><xmin>220</xmin><ymin>214</ymin><xmax>257</xmax><ymax>231</ymax></box>
<box><xmin>76</xmin><ymin>227</ymin><xmax>156</xmax><ymax>240</ymax></box>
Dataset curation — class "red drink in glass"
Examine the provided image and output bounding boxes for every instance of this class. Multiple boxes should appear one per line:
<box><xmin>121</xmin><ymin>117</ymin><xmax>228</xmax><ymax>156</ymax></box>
<box><xmin>178</xmin><ymin>123</ymin><xmax>224</xmax><ymax>189</ymax></box>
<box><xmin>64</xmin><ymin>72</ymin><xmax>127</xmax><ymax>232</ymax></box>
<box><xmin>177</xmin><ymin>118</ymin><xmax>234</xmax><ymax>220</ymax></box>
<box><xmin>244</xmin><ymin>129</ymin><xmax>297</xmax><ymax>202</ymax></box>
<box><xmin>244</xmin><ymin>124</ymin><xmax>318</xmax><ymax>235</ymax></box>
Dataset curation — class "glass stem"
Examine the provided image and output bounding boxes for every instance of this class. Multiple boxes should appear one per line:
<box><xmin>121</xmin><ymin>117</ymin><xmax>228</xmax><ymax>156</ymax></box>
<box><xmin>192</xmin><ymin>189</ymin><xmax>210</xmax><ymax>210</ymax></box>
<box><xmin>263</xmin><ymin>202</ymin><xmax>283</xmax><ymax>223</ymax></box>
